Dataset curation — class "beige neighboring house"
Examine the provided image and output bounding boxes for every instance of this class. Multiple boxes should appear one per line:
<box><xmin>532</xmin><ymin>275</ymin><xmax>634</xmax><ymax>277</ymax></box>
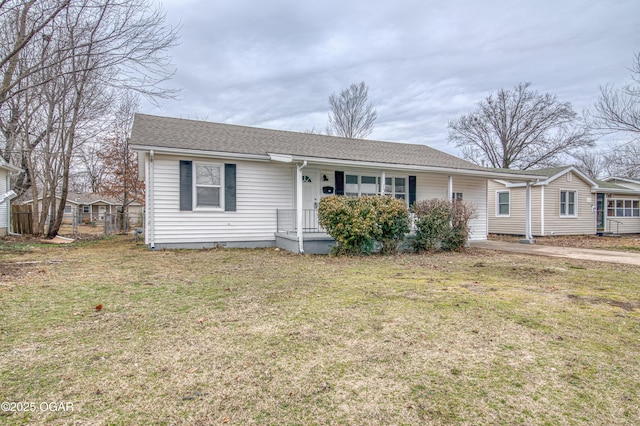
<box><xmin>0</xmin><ymin>158</ymin><xmax>21</xmax><ymax>237</ymax></box>
<box><xmin>488</xmin><ymin>166</ymin><xmax>640</xmax><ymax>237</ymax></box>
<box><xmin>23</xmin><ymin>192</ymin><xmax>144</xmax><ymax>226</ymax></box>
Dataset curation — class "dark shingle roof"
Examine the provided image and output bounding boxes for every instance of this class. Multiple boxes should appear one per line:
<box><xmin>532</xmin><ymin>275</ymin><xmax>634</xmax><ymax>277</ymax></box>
<box><xmin>131</xmin><ymin>113</ymin><xmax>486</xmax><ymax>171</ymax></box>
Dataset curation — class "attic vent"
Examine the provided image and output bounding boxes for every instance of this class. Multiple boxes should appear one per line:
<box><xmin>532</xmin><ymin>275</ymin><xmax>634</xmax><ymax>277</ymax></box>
<box><xmin>566</xmin><ymin>173</ymin><xmax>572</xmax><ymax>182</ymax></box>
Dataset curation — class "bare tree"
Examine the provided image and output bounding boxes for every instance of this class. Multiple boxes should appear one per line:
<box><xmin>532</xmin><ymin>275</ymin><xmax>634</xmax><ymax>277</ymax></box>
<box><xmin>0</xmin><ymin>0</ymin><xmax>178</xmax><ymax>236</ymax></box>
<box><xmin>588</xmin><ymin>53</ymin><xmax>640</xmax><ymax>178</ymax></box>
<box><xmin>571</xmin><ymin>148</ymin><xmax>611</xmax><ymax>179</ymax></box>
<box><xmin>327</xmin><ymin>81</ymin><xmax>377</xmax><ymax>139</ymax></box>
<box><xmin>75</xmin><ymin>142</ymin><xmax>105</xmax><ymax>192</ymax></box>
<box><xmin>448</xmin><ymin>82</ymin><xmax>594</xmax><ymax>170</ymax></box>
<box><xmin>0</xmin><ymin>0</ymin><xmax>71</xmax><ymax>109</ymax></box>
<box><xmin>45</xmin><ymin>0</ymin><xmax>178</xmax><ymax>238</ymax></box>
<box><xmin>606</xmin><ymin>142</ymin><xmax>640</xmax><ymax>179</ymax></box>
<box><xmin>97</xmin><ymin>91</ymin><xmax>144</xmax><ymax>231</ymax></box>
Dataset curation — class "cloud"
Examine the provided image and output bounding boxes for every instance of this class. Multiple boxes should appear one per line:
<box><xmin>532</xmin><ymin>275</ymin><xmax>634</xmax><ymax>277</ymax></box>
<box><xmin>146</xmin><ymin>0</ymin><xmax>640</xmax><ymax>154</ymax></box>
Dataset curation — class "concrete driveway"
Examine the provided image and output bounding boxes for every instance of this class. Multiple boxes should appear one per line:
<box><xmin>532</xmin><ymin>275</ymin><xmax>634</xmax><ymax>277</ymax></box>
<box><xmin>470</xmin><ymin>240</ymin><xmax>640</xmax><ymax>266</ymax></box>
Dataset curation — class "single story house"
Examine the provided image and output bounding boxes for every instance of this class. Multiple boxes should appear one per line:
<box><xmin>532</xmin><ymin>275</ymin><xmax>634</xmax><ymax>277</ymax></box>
<box><xmin>23</xmin><ymin>192</ymin><xmax>144</xmax><ymax>226</ymax></box>
<box><xmin>488</xmin><ymin>166</ymin><xmax>640</xmax><ymax>237</ymax></box>
<box><xmin>131</xmin><ymin>113</ymin><xmax>545</xmax><ymax>253</ymax></box>
<box><xmin>0</xmin><ymin>157</ymin><xmax>21</xmax><ymax>237</ymax></box>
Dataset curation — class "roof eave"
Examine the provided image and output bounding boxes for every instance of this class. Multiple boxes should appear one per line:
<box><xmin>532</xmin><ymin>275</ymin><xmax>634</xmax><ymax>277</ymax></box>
<box><xmin>133</xmin><ymin>145</ymin><xmax>545</xmax><ymax>180</ymax></box>
<box><xmin>132</xmin><ymin>145</ymin><xmax>271</xmax><ymax>162</ymax></box>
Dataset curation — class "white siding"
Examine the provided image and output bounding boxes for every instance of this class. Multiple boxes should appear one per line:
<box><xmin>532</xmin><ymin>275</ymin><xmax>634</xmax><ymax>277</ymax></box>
<box><xmin>151</xmin><ymin>155</ymin><xmax>294</xmax><ymax>244</ymax></box>
<box><xmin>148</xmin><ymin>156</ymin><xmax>490</xmax><ymax>245</ymax></box>
<box><xmin>449</xmin><ymin>175</ymin><xmax>488</xmax><ymax>240</ymax></box>
<box><xmin>0</xmin><ymin>169</ymin><xmax>7</xmax><ymax>235</ymax></box>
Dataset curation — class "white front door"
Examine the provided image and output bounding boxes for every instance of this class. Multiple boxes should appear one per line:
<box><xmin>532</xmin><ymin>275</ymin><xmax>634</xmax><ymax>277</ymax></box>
<box><xmin>98</xmin><ymin>206</ymin><xmax>106</xmax><ymax>221</ymax></box>
<box><xmin>301</xmin><ymin>171</ymin><xmax>319</xmax><ymax>231</ymax></box>
<box><xmin>302</xmin><ymin>171</ymin><xmax>318</xmax><ymax>210</ymax></box>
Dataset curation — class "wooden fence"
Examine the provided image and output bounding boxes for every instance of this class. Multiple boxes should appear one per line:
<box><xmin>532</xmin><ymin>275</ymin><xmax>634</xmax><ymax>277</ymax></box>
<box><xmin>11</xmin><ymin>204</ymin><xmax>33</xmax><ymax>235</ymax></box>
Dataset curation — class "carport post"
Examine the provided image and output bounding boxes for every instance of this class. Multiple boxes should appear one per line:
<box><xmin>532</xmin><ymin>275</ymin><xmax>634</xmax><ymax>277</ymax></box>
<box><xmin>521</xmin><ymin>182</ymin><xmax>534</xmax><ymax>244</ymax></box>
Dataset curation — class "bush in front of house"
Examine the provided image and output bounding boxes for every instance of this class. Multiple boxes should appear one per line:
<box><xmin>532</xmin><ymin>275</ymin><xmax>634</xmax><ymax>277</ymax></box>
<box><xmin>411</xmin><ymin>199</ymin><xmax>476</xmax><ymax>252</ymax></box>
<box><xmin>318</xmin><ymin>195</ymin><xmax>410</xmax><ymax>255</ymax></box>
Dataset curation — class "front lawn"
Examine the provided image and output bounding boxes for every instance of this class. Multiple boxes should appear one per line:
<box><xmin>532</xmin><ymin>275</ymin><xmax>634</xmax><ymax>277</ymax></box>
<box><xmin>1</xmin><ymin>237</ymin><xmax>639</xmax><ymax>424</ymax></box>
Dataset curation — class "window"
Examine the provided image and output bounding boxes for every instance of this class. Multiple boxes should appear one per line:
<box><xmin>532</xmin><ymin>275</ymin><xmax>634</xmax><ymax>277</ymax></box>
<box><xmin>452</xmin><ymin>192</ymin><xmax>463</xmax><ymax>201</ymax></box>
<box><xmin>64</xmin><ymin>205</ymin><xmax>72</xmax><ymax>214</ymax></box>
<box><xmin>607</xmin><ymin>199</ymin><xmax>639</xmax><ymax>217</ymax></box>
<box><xmin>360</xmin><ymin>176</ymin><xmax>377</xmax><ymax>195</ymax></box>
<box><xmin>496</xmin><ymin>191</ymin><xmax>510</xmax><ymax>216</ymax></box>
<box><xmin>344</xmin><ymin>174</ymin><xmax>407</xmax><ymax>201</ymax></box>
<box><xmin>560</xmin><ymin>190</ymin><xmax>577</xmax><ymax>217</ymax></box>
<box><xmin>83</xmin><ymin>206</ymin><xmax>90</xmax><ymax>214</ymax></box>
<box><xmin>195</xmin><ymin>163</ymin><xmax>222</xmax><ymax>208</ymax></box>
<box><xmin>345</xmin><ymin>174</ymin><xmax>359</xmax><ymax>196</ymax></box>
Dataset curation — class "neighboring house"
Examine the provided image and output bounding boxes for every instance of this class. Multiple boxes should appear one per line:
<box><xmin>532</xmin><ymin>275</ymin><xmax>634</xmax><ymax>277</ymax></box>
<box><xmin>131</xmin><ymin>113</ymin><xmax>544</xmax><ymax>253</ymax></box>
<box><xmin>488</xmin><ymin>166</ymin><xmax>640</xmax><ymax>237</ymax></box>
<box><xmin>23</xmin><ymin>192</ymin><xmax>143</xmax><ymax>226</ymax></box>
<box><xmin>0</xmin><ymin>157</ymin><xmax>21</xmax><ymax>237</ymax></box>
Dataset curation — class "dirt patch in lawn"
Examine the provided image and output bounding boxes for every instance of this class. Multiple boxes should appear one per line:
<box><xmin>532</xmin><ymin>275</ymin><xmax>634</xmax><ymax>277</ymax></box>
<box><xmin>490</xmin><ymin>233</ymin><xmax>640</xmax><ymax>252</ymax></box>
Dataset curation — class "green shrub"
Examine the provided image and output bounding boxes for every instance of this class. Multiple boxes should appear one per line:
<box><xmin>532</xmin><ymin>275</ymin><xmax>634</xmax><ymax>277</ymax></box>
<box><xmin>411</xmin><ymin>199</ymin><xmax>476</xmax><ymax>252</ymax></box>
<box><xmin>318</xmin><ymin>195</ymin><xmax>409</xmax><ymax>255</ymax></box>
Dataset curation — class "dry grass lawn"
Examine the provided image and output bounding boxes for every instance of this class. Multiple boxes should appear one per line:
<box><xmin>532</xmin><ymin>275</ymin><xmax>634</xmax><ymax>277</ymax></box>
<box><xmin>1</xmin><ymin>236</ymin><xmax>639</xmax><ymax>425</ymax></box>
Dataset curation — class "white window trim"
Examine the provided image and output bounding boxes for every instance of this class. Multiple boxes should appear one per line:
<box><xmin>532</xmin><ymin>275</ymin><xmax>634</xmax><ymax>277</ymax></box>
<box><xmin>496</xmin><ymin>190</ymin><xmax>510</xmax><ymax>217</ymax></box>
<box><xmin>193</xmin><ymin>161</ymin><xmax>224</xmax><ymax>211</ymax></box>
<box><xmin>559</xmin><ymin>190</ymin><xmax>578</xmax><ymax>218</ymax></box>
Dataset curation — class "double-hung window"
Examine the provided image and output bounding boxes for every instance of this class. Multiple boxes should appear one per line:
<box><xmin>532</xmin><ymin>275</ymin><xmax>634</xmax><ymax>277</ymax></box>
<box><xmin>496</xmin><ymin>191</ymin><xmax>510</xmax><ymax>216</ymax></box>
<box><xmin>195</xmin><ymin>163</ymin><xmax>223</xmax><ymax>208</ymax></box>
<box><xmin>560</xmin><ymin>190</ymin><xmax>577</xmax><ymax>217</ymax></box>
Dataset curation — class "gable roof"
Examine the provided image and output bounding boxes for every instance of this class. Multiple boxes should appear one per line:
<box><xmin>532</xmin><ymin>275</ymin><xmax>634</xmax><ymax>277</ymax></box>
<box><xmin>130</xmin><ymin>113</ymin><xmax>545</xmax><ymax>180</ymax></box>
<box><xmin>493</xmin><ymin>166</ymin><xmax>640</xmax><ymax>194</ymax></box>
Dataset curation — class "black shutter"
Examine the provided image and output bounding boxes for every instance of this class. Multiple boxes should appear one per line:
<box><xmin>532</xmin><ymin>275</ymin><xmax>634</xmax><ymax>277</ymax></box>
<box><xmin>335</xmin><ymin>171</ymin><xmax>344</xmax><ymax>195</ymax></box>
<box><xmin>225</xmin><ymin>163</ymin><xmax>236</xmax><ymax>211</ymax></box>
<box><xmin>408</xmin><ymin>175</ymin><xmax>417</xmax><ymax>206</ymax></box>
<box><xmin>179</xmin><ymin>160</ymin><xmax>193</xmax><ymax>211</ymax></box>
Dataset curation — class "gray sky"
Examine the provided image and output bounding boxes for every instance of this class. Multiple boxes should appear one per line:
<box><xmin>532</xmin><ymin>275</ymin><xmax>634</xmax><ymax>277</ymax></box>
<box><xmin>144</xmin><ymin>0</ymin><xmax>640</xmax><ymax>155</ymax></box>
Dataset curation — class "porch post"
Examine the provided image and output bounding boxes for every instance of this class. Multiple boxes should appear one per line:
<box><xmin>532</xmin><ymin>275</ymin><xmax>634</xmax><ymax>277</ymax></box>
<box><xmin>296</xmin><ymin>161</ymin><xmax>307</xmax><ymax>254</ymax></box>
<box><xmin>448</xmin><ymin>175</ymin><xmax>453</xmax><ymax>228</ymax></box>
<box><xmin>522</xmin><ymin>182</ymin><xmax>534</xmax><ymax>243</ymax></box>
<box><xmin>380</xmin><ymin>171</ymin><xmax>386</xmax><ymax>195</ymax></box>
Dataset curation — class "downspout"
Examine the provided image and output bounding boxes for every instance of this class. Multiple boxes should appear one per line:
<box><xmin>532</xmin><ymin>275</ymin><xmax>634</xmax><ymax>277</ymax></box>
<box><xmin>296</xmin><ymin>160</ymin><xmax>307</xmax><ymax>254</ymax></box>
<box><xmin>148</xmin><ymin>150</ymin><xmax>155</xmax><ymax>249</ymax></box>
<box><xmin>380</xmin><ymin>171</ymin><xmax>386</xmax><ymax>195</ymax></box>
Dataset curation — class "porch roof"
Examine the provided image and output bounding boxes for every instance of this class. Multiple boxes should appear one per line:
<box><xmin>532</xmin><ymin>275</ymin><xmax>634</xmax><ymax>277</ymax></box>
<box><xmin>132</xmin><ymin>114</ymin><xmax>545</xmax><ymax>180</ymax></box>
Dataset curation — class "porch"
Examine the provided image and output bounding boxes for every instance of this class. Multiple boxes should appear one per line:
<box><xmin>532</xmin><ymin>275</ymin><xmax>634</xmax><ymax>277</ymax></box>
<box><xmin>275</xmin><ymin>208</ymin><xmax>335</xmax><ymax>254</ymax></box>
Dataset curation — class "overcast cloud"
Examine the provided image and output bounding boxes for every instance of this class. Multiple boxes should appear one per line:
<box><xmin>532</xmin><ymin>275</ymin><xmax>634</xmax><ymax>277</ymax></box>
<box><xmin>144</xmin><ymin>0</ymin><xmax>640</xmax><ymax>155</ymax></box>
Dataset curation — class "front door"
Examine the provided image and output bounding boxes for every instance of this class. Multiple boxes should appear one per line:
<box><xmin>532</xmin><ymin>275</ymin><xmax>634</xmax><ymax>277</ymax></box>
<box><xmin>98</xmin><ymin>206</ymin><xmax>106</xmax><ymax>221</ymax></box>
<box><xmin>596</xmin><ymin>193</ymin><xmax>605</xmax><ymax>233</ymax></box>
<box><xmin>302</xmin><ymin>171</ymin><xmax>319</xmax><ymax>231</ymax></box>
